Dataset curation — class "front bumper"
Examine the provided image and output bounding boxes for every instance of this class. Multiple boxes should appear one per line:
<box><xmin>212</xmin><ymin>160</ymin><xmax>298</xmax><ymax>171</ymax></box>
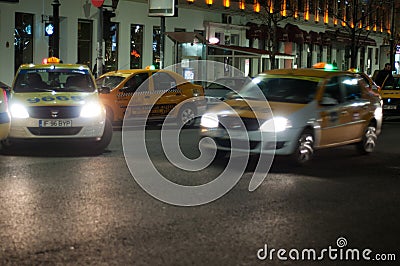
<box><xmin>9</xmin><ymin>116</ymin><xmax>106</xmax><ymax>139</ymax></box>
<box><xmin>200</xmin><ymin>126</ymin><xmax>303</xmax><ymax>155</ymax></box>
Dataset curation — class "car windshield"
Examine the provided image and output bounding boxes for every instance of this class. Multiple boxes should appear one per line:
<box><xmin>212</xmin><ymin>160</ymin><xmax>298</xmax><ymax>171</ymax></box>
<box><xmin>206</xmin><ymin>78</ymin><xmax>248</xmax><ymax>99</ymax></box>
<box><xmin>13</xmin><ymin>68</ymin><xmax>95</xmax><ymax>93</ymax></box>
<box><xmin>205</xmin><ymin>87</ymin><xmax>231</xmax><ymax>99</ymax></box>
<box><xmin>382</xmin><ymin>77</ymin><xmax>400</xmax><ymax>90</ymax></box>
<box><xmin>239</xmin><ymin>75</ymin><xmax>320</xmax><ymax>104</ymax></box>
<box><xmin>96</xmin><ymin>76</ymin><xmax>125</xmax><ymax>90</ymax></box>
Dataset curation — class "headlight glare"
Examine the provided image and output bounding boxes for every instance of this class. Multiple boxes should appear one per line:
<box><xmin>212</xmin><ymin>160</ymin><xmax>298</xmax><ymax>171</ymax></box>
<box><xmin>10</xmin><ymin>103</ymin><xmax>29</xmax><ymax>118</ymax></box>
<box><xmin>260</xmin><ymin>117</ymin><xmax>291</xmax><ymax>132</ymax></box>
<box><xmin>80</xmin><ymin>102</ymin><xmax>103</xmax><ymax>118</ymax></box>
<box><xmin>200</xmin><ymin>113</ymin><xmax>219</xmax><ymax>128</ymax></box>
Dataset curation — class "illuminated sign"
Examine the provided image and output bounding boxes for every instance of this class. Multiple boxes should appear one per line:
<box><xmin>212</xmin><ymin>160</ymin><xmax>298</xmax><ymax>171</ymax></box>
<box><xmin>148</xmin><ymin>0</ymin><xmax>177</xmax><ymax>17</ymax></box>
<box><xmin>45</xmin><ymin>23</ymin><xmax>54</xmax><ymax>36</ymax></box>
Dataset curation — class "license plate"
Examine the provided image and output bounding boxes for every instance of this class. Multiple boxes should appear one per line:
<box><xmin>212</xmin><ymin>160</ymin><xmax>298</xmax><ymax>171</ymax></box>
<box><xmin>39</xmin><ymin>120</ymin><xmax>72</xmax><ymax>127</ymax></box>
<box><xmin>383</xmin><ymin>105</ymin><xmax>397</xmax><ymax>110</ymax></box>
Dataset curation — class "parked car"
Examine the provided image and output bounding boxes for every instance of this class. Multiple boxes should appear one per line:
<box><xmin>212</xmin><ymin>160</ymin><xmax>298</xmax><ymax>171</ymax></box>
<box><xmin>97</xmin><ymin>69</ymin><xmax>206</xmax><ymax>127</ymax></box>
<box><xmin>379</xmin><ymin>74</ymin><xmax>400</xmax><ymax>118</ymax></box>
<box><xmin>2</xmin><ymin>58</ymin><xmax>112</xmax><ymax>154</ymax></box>
<box><xmin>200</xmin><ymin>66</ymin><xmax>383</xmax><ymax>165</ymax></box>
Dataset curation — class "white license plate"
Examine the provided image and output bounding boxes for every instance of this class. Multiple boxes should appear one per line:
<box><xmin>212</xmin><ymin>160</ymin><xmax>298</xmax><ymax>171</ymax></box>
<box><xmin>383</xmin><ymin>105</ymin><xmax>397</xmax><ymax>110</ymax></box>
<box><xmin>39</xmin><ymin>120</ymin><xmax>72</xmax><ymax>127</ymax></box>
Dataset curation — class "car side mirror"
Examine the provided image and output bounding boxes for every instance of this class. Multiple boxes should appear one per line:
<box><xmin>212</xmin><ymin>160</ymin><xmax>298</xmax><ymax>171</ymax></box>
<box><xmin>98</xmin><ymin>86</ymin><xmax>111</xmax><ymax>94</ymax></box>
<box><xmin>320</xmin><ymin>96</ymin><xmax>339</xmax><ymax>106</ymax></box>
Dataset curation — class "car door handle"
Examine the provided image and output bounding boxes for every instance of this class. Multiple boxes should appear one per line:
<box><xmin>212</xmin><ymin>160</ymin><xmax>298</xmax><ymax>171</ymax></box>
<box><xmin>144</xmin><ymin>96</ymin><xmax>150</xmax><ymax>99</ymax></box>
<box><xmin>340</xmin><ymin>110</ymin><xmax>348</xmax><ymax>115</ymax></box>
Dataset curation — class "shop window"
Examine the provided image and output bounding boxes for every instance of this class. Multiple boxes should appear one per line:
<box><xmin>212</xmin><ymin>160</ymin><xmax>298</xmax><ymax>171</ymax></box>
<box><xmin>130</xmin><ymin>24</ymin><xmax>144</xmax><ymax>69</ymax></box>
<box><xmin>153</xmin><ymin>26</ymin><xmax>161</xmax><ymax>69</ymax></box>
<box><xmin>77</xmin><ymin>20</ymin><xmax>93</xmax><ymax>68</ymax></box>
<box><xmin>14</xmin><ymin>12</ymin><xmax>34</xmax><ymax>74</ymax></box>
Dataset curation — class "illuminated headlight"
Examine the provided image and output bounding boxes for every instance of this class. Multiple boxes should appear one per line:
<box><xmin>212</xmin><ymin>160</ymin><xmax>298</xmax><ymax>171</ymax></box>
<box><xmin>260</xmin><ymin>117</ymin><xmax>292</xmax><ymax>132</ymax></box>
<box><xmin>200</xmin><ymin>113</ymin><xmax>219</xmax><ymax>128</ymax></box>
<box><xmin>374</xmin><ymin>107</ymin><xmax>383</xmax><ymax>119</ymax></box>
<box><xmin>10</xmin><ymin>103</ymin><xmax>29</xmax><ymax>118</ymax></box>
<box><xmin>80</xmin><ymin>102</ymin><xmax>103</xmax><ymax>118</ymax></box>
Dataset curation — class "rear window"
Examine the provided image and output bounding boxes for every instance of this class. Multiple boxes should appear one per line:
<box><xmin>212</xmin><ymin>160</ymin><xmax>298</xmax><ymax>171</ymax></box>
<box><xmin>13</xmin><ymin>68</ymin><xmax>95</xmax><ymax>93</ymax></box>
<box><xmin>240</xmin><ymin>75</ymin><xmax>320</xmax><ymax>104</ymax></box>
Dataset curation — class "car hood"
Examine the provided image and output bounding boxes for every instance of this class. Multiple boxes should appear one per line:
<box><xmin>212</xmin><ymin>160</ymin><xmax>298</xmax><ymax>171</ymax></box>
<box><xmin>206</xmin><ymin>99</ymin><xmax>307</xmax><ymax>120</ymax></box>
<box><xmin>10</xmin><ymin>92</ymin><xmax>99</xmax><ymax>106</ymax></box>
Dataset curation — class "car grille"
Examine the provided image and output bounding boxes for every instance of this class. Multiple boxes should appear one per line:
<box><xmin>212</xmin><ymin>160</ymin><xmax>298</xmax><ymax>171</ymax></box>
<box><xmin>215</xmin><ymin>138</ymin><xmax>260</xmax><ymax>150</ymax></box>
<box><xmin>27</xmin><ymin>106</ymin><xmax>81</xmax><ymax>119</ymax></box>
<box><xmin>215</xmin><ymin>138</ymin><xmax>285</xmax><ymax>150</ymax></box>
<box><xmin>27</xmin><ymin>127</ymin><xmax>82</xmax><ymax>136</ymax></box>
<box><xmin>218</xmin><ymin>116</ymin><xmax>264</xmax><ymax>131</ymax></box>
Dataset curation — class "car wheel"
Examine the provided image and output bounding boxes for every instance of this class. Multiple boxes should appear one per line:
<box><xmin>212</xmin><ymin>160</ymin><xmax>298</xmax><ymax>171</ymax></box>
<box><xmin>290</xmin><ymin>129</ymin><xmax>314</xmax><ymax>165</ymax></box>
<box><xmin>90</xmin><ymin>118</ymin><xmax>113</xmax><ymax>155</ymax></box>
<box><xmin>356</xmin><ymin>124</ymin><xmax>377</xmax><ymax>155</ymax></box>
<box><xmin>178</xmin><ymin>104</ymin><xmax>196</xmax><ymax>128</ymax></box>
<box><xmin>0</xmin><ymin>139</ymin><xmax>14</xmax><ymax>154</ymax></box>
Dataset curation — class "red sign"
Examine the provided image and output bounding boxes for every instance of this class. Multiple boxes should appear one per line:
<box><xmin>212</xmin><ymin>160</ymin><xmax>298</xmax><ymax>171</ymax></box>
<box><xmin>91</xmin><ymin>0</ymin><xmax>104</xmax><ymax>7</ymax></box>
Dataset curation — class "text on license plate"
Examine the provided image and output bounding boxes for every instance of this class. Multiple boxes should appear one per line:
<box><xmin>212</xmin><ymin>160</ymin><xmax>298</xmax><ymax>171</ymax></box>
<box><xmin>39</xmin><ymin>120</ymin><xmax>72</xmax><ymax>127</ymax></box>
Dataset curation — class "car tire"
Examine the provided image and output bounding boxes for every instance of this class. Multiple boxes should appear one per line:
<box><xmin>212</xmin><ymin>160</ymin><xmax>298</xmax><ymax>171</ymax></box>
<box><xmin>90</xmin><ymin>118</ymin><xmax>113</xmax><ymax>155</ymax></box>
<box><xmin>356</xmin><ymin>123</ymin><xmax>377</xmax><ymax>155</ymax></box>
<box><xmin>290</xmin><ymin>129</ymin><xmax>314</xmax><ymax>166</ymax></box>
<box><xmin>0</xmin><ymin>139</ymin><xmax>15</xmax><ymax>155</ymax></box>
<box><xmin>177</xmin><ymin>104</ymin><xmax>196</xmax><ymax>128</ymax></box>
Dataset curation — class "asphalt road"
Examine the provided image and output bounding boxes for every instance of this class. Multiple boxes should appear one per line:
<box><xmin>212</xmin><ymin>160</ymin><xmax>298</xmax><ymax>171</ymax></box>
<box><xmin>1</xmin><ymin>119</ymin><xmax>400</xmax><ymax>265</ymax></box>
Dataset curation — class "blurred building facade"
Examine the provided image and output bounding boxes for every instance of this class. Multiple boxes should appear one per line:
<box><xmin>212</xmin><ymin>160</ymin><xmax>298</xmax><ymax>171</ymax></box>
<box><xmin>0</xmin><ymin>0</ymin><xmax>398</xmax><ymax>85</ymax></box>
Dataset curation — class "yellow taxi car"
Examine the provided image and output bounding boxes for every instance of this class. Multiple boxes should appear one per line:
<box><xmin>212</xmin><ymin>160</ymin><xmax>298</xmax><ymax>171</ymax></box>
<box><xmin>2</xmin><ymin>59</ymin><xmax>112</xmax><ymax>153</ymax></box>
<box><xmin>200</xmin><ymin>64</ymin><xmax>383</xmax><ymax>164</ymax></box>
<box><xmin>96</xmin><ymin>69</ymin><xmax>206</xmax><ymax>127</ymax></box>
<box><xmin>0</xmin><ymin>88</ymin><xmax>10</xmax><ymax>141</ymax></box>
<box><xmin>379</xmin><ymin>74</ymin><xmax>400</xmax><ymax>118</ymax></box>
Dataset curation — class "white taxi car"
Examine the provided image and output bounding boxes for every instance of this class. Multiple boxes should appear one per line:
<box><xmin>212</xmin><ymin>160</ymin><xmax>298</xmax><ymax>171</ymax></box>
<box><xmin>200</xmin><ymin>65</ymin><xmax>383</xmax><ymax>164</ymax></box>
<box><xmin>2</xmin><ymin>59</ymin><xmax>112</xmax><ymax>153</ymax></box>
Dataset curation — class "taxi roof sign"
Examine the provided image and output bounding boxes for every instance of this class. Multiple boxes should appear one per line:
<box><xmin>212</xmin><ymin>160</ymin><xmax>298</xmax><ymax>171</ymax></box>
<box><xmin>42</xmin><ymin>57</ymin><xmax>61</xmax><ymax>64</ymax></box>
<box><xmin>312</xmin><ymin>62</ymin><xmax>337</xmax><ymax>71</ymax></box>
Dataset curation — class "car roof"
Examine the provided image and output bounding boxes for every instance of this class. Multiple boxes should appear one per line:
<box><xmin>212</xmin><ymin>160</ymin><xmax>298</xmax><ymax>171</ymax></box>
<box><xmin>213</xmin><ymin>77</ymin><xmax>247</xmax><ymax>81</ymax></box>
<box><xmin>260</xmin><ymin>68</ymin><xmax>353</xmax><ymax>78</ymax></box>
<box><xmin>18</xmin><ymin>63</ymin><xmax>91</xmax><ymax>71</ymax></box>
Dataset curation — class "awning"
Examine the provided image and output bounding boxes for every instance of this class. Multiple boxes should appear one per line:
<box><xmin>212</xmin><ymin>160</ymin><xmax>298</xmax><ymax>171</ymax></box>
<box><xmin>276</xmin><ymin>26</ymin><xmax>288</xmax><ymax>42</ymax></box>
<box><xmin>285</xmin><ymin>23</ymin><xmax>304</xmax><ymax>44</ymax></box>
<box><xmin>309</xmin><ymin>31</ymin><xmax>322</xmax><ymax>45</ymax></box>
<box><xmin>165</xmin><ymin>32</ymin><xmax>206</xmax><ymax>44</ymax></box>
<box><xmin>207</xmin><ymin>44</ymin><xmax>295</xmax><ymax>59</ymax></box>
